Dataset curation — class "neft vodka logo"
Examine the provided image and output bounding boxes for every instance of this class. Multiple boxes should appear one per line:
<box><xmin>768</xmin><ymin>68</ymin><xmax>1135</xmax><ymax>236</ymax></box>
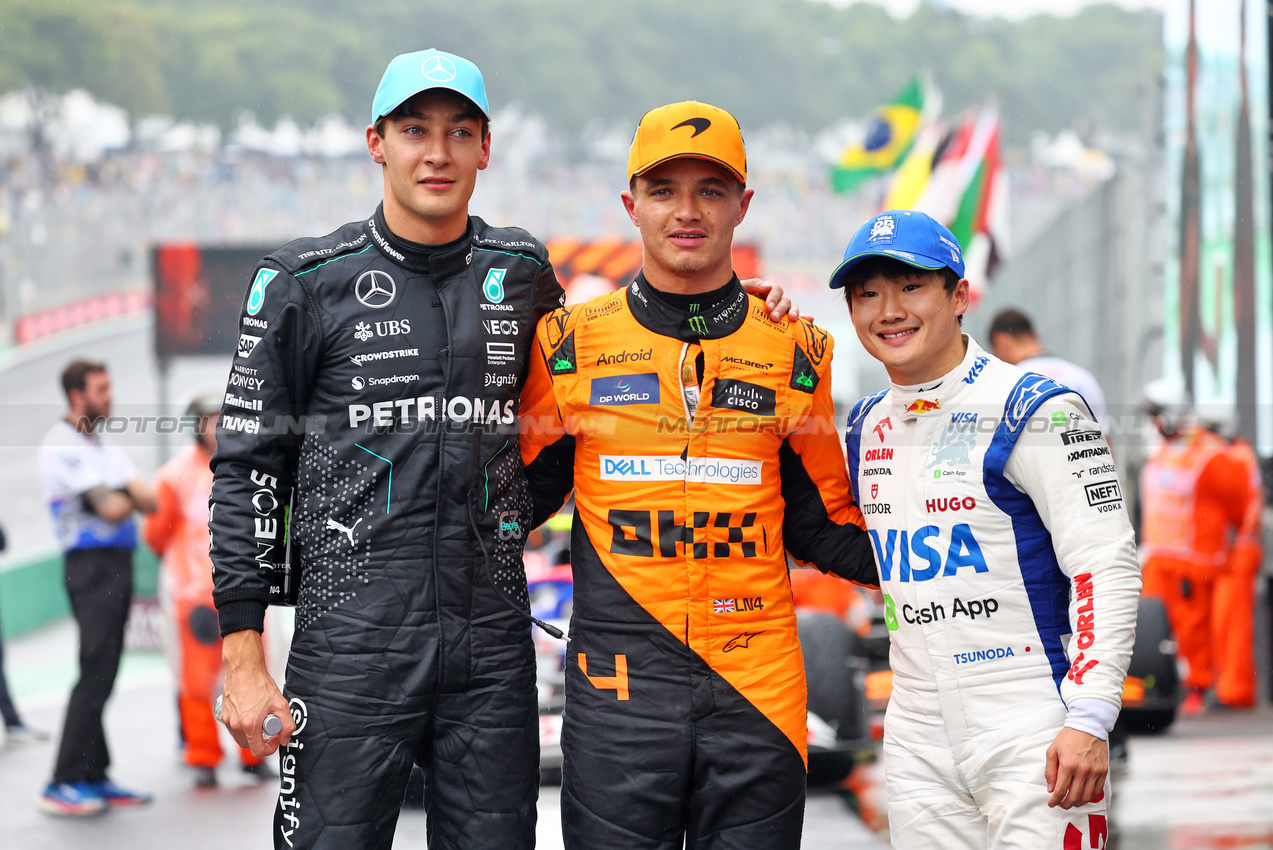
<box><xmin>599</xmin><ymin>455</ymin><xmax>763</xmax><ymax>485</ymax></box>
<box><xmin>590</xmin><ymin>373</ymin><xmax>659</xmax><ymax>406</ymax></box>
<box><xmin>237</xmin><ymin>333</ymin><xmax>262</xmax><ymax>359</ymax></box>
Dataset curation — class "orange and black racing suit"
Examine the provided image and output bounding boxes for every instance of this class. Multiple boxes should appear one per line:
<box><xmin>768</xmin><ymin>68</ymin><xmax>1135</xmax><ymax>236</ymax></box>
<box><xmin>521</xmin><ymin>274</ymin><xmax>877</xmax><ymax>850</ymax></box>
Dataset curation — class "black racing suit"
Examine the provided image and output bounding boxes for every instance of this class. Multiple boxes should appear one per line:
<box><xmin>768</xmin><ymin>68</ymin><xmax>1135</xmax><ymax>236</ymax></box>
<box><xmin>210</xmin><ymin>205</ymin><xmax>564</xmax><ymax>850</ymax></box>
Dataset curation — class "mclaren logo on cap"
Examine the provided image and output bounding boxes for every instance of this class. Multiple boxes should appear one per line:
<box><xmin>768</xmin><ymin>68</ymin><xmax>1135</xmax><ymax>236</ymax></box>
<box><xmin>421</xmin><ymin>55</ymin><xmax>457</xmax><ymax>82</ymax></box>
<box><xmin>671</xmin><ymin>117</ymin><xmax>711</xmax><ymax>137</ymax></box>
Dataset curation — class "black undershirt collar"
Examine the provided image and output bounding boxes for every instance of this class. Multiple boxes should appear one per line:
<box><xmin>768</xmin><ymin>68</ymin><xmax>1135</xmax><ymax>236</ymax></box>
<box><xmin>626</xmin><ymin>271</ymin><xmax>749</xmax><ymax>342</ymax></box>
<box><xmin>370</xmin><ymin>203</ymin><xmax>472</xmax><ymax>275</ymax></box>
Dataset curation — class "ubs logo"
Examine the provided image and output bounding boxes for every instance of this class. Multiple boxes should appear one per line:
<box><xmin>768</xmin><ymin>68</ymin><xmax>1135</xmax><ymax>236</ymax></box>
<box><xmin>355</xmin><ymin>270</ymin><xmax>397</xmax><ymax>309</ymax></box>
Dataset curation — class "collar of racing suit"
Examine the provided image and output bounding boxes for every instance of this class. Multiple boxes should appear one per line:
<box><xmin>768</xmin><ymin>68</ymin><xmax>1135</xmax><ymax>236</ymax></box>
<box><xmin>368</xmin><ymin>203</ymin><xmax>474</xmax><ymax>277</ymax></box>
<box><xmin>890</xmin><ymin>333</ymin><xmax>991</xmax><ymax>422</ymax></box>
<box><xmin>625</xmin><ymin>271</ymin><xmax>749</xmax><ymax>342</ymax></box>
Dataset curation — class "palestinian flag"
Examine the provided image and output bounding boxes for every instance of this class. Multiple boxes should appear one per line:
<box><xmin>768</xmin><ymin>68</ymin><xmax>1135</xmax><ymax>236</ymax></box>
<box><xmin>830</xmin><ymin>77</ymin><xmax>926</xmax><ymax>194</ymax></box>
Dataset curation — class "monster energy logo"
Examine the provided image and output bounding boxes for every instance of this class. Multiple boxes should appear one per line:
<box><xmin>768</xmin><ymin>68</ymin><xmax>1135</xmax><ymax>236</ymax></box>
<box><xmin>688</xmin><ymin>316</ymin><xmax>708</xmax><ymax>335</ymax></box>
<box><xmin>552</xmin><ymin>356</ymin><xmax>573</xmax><ymax>372</ymax></box>
<box><xmin>795</xmin><ymin>372</ymin><xmax>814</xmax><ymax>388</ymax></box>
<box><xmin>689</xmin><ymin>303</ymin><xmax>701</xmax><ymax>313</ymax></box>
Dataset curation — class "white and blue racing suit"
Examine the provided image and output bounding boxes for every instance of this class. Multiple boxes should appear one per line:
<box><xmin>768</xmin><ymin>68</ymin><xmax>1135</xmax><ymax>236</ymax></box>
<box><xmin>845</xmin><ymin>337</ymin><xmax>1141</xmax><ymax>850</ymax></box>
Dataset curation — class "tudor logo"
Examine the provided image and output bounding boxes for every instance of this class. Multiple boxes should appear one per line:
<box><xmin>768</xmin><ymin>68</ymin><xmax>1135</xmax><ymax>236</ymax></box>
<box><xmin>421</xmin><ymin>55</ymin><xmax>457</xmax><ymax>83</ymax></box>
<box><xmin>355</xmin><ymin>270</ymin><xmax>397</xmax><ymax>308</ymax></box>
<box><xmin>671</xmin><ymin>117</ymin><xmax>711</xmax><ymax>137</ymax></box>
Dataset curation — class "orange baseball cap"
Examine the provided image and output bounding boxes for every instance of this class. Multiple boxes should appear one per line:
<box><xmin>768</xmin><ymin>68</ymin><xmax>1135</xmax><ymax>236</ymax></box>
<box><xmin>627</xmin><ymin>101</ymin><xmax>747</xmax><ymax>185</ymax></box>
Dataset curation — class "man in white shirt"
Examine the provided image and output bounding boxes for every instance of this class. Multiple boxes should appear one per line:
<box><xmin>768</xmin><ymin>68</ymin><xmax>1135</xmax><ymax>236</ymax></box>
<box><xmin>988</xmin><ymin>308</ymin><xmax>1108</xmax><ymax>425</ymax></box>
<box><xmin>36</xmin><ymin>360</ymin><xmax>156</xmax><ymax>816</ymax></box>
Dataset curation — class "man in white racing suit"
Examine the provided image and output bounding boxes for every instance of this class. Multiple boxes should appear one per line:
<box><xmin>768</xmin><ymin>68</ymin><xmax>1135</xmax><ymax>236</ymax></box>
<box><xmin>831</xmin><ymin>210</ymin><xmax>1141</xmax><ymax>849</ymax></box>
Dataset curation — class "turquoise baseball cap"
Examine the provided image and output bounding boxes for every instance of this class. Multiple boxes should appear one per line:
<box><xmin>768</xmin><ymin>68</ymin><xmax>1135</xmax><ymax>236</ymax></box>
<box><xmin>371</xmin><ymin>49</ymin><xmax>490</xmax><ymax>125</ymax></box>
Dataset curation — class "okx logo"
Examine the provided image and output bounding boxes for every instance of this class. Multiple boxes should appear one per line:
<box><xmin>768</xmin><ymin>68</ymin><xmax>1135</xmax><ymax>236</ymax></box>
<box><xmin>483</xmin><ymin>268</ymin><xmax>507</xmax><ymax>303</ymax></box>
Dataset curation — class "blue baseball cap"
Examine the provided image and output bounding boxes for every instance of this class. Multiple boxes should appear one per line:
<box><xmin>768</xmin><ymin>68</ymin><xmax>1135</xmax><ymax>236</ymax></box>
<box><xmin>828</xmin><ymin>209</ymin><xmax>965</xmax><ymax>289</ymax></box>
<box><xmin>371</xmin><ymin>49</ymin><xmax>490</xmax><ymax>125</ymax></box>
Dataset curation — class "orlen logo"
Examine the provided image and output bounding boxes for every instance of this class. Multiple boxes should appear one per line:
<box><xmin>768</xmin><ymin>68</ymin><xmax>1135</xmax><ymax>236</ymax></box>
<box><xmin>1067</xmin><ymin>572</ymin><xmax>1100</xmax><ymax>685</ymax></box>
<box><xmin>868</xmin><ymin>524</ymin><xmax>988</xmax><ymax>582</ymax></box>
<box><xmin>926</xmin><ymin>496</ymin><xmax>976</xmax><ymax>513</ymax></box>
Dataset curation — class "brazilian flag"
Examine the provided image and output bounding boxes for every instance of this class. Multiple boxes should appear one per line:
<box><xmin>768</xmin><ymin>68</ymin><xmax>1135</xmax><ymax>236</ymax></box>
<box><xmin>831</xmin><ymin>77</ymin><xmax>925</xmax><ymax>195</ymax></box>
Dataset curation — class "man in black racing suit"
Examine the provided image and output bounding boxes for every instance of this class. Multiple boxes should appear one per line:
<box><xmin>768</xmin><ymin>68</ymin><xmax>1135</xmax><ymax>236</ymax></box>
<box><xmin>210</xmin><ymin>50</ymin><xmax>564</xmax><ymax>849</ymax></box>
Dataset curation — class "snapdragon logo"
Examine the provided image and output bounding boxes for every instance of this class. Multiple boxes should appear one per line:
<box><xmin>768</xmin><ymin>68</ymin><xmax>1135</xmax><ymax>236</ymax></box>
<box><xmin>599</xmin><ymin>455</ymin><xmax>763</xmax><ymax>485</ymax></box>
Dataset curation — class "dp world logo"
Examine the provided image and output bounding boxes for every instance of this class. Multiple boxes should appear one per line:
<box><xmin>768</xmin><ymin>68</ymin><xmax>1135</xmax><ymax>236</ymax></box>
<box><xmin>247</xmin><ymin>268</ymin><xmax>278</xmax><ymax>316</ymax></box>
<box><xmin>483</xmin><ymin>268</ymin><xmax>507</xmax><ymax>303</ymax></box>
<box><xmin>355</xmin><ymin>270</ymin><xmax>397</xmax><ymax>309</ymax></box>
<box><xmin>421</xmin><ymin>55</ymin><xmax>457</xmax><ymax>83</ymax></box>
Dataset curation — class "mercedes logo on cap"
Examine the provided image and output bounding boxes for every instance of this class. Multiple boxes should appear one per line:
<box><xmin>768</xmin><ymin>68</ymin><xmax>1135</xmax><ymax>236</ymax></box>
<box><xmin>355</xmin><ymin>270</ymin><xmax>397</xmax><ymax>309</ymax></box>
<box><xmin>421</xmin><ymin>56</ymin><xmax>457</xmax><ymax>83</ymax></box>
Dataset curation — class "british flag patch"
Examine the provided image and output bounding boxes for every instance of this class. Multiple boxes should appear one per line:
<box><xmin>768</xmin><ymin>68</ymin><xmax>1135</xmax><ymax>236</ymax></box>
<box><xmin>713</xmin><ymin>599</ymin><xmax>736</xmax><ymax>613</ymax></box>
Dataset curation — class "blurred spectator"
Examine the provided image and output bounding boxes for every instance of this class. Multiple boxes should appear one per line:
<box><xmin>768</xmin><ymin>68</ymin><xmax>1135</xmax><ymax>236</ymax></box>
<box><xmin>1197</xmin><ymin>407</ymin><xmax>1264</xmax><ymax>709</ymax></box>
<box><xmin>144</xmin><ymin>391</ymin><xmax>271</xmax><ymax>788</ymax></box>
<box><xmin>989</xmin><ymin>307</ymin><xmax>1108</xmax><ymax>424</ymax></box>
<box><xmin>35</xmin><ymin>360</ymin><xmax>156</xmax><ymax>815</ymax></box>
<box><xmin>1139</xmin><ymin>379</ymin><xmax>1251</xmax><ymax>715</ymax></box>
<box><xmin>0</xmin><ymin>523</ymin><xmax>50</xmax><ymax>746</ymax></box>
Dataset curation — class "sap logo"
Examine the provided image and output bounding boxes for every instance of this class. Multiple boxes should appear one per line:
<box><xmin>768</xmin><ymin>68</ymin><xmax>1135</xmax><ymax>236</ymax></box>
<box><xmin>498</xmin><ymin>510</ymin><xmax>522</xmax><ymax>541</ymax></box>
<box><xmin>868</xmin><ymin>524</ymin><xmax>988</xmax><ymax>582</ymax></box>
<box><xmin>237</xmin><ymin>334</ymin><xmax>262</xmax><ymax>359</ymax></box>
<box><xmin>961</xmin><ymin>356</ymin><xmax>989</xmax><ymax>385</ymax></box>
<box><xmin>483</xmin><ymin>319</ymin><xmax>519</xmax><ymax>336</ymax></box>
<box><xmin>1061</xmin><ymin>429</ymin><xmax>1103</xmax><ymax>446</ymax></box>
<box><xmin>591</xmin><ymin>373</ymin><xmax>659</xmax><ymax>406</ymax></box>
<box><xmin>953</xmin><ymin>646</ymin><xmax>1015</xmax><ymax>665</ymax></box>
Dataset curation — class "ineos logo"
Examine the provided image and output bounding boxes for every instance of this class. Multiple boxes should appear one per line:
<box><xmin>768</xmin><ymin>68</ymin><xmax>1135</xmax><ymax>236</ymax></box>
<box><xmin>421</xmin><ymin>55</ymin><xmax>457</xmax><ymax>83</ymax></box>
<box><xmin>355</xmin><ymin>270</ymin><xmax>397</xmax><ymax>309</ymax></box>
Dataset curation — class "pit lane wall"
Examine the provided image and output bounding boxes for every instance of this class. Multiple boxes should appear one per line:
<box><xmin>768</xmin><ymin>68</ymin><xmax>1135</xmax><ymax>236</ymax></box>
<box><xmin>0</xmin><ymin>546</ymin><xmax>159</xmax><ymax>640</ymax></box>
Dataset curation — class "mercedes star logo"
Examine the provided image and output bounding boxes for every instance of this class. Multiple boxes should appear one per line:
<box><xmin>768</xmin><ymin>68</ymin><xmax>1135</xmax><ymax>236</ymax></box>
<box><xmin>355</xmin><ymin>270</ymin><xmax>397</xmax><ymax>309</ymax></box>
<box><xmin>421</xmin><ymin>55</ymin><xmax>457</xmax><ymax>83</ymax></box>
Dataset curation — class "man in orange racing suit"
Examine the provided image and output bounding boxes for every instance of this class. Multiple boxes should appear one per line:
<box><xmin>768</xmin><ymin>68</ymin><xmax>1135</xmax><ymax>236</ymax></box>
<box><xmin>145</xmin><ymin>392</ymin><xmax>268</xmax><ymax>786</ymax></box>
<box><xmin>520</xmin><ymin>101</ymin><xmax>878</xmax><ymax>850</ymax></box>
<box><xmin>1212</xmin><ymin>425</ymin><xmax>1264</xmax><ymax>709</ymax></box>
<box><xmin>1139</xmin><ymin>382</ymin><xmax>1251</xmax><ymax>714</ymax></box>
